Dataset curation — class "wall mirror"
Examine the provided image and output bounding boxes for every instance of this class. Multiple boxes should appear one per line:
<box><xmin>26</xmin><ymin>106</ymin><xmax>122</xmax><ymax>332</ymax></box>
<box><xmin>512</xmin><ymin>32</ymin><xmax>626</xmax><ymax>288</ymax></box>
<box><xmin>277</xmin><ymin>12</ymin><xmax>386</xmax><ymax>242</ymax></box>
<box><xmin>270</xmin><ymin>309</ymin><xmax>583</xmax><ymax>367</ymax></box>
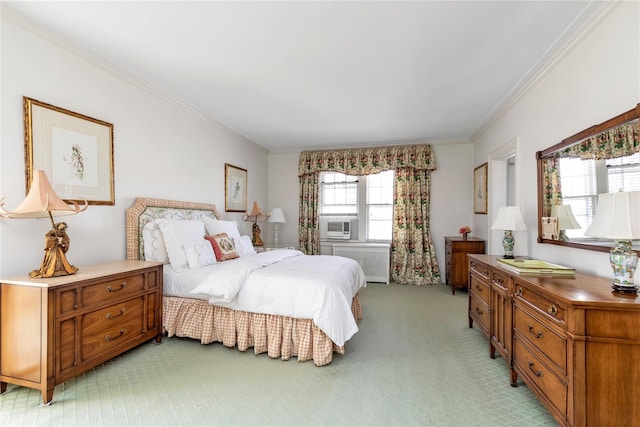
<box><xmin>536</xmin><ymin>103</ymin><xmax>640</xmax><ymax>255</ymax></box>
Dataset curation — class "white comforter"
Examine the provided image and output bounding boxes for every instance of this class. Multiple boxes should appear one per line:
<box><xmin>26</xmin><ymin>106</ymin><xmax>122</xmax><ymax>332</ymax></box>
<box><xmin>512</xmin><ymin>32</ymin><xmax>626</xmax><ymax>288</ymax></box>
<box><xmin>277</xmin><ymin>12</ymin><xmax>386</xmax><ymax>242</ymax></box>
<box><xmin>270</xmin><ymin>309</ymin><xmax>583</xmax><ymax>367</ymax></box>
<box><xmin>189</xmin><ymin>250</ymin><xmax>366</xmax><ymax>346</ymax></box>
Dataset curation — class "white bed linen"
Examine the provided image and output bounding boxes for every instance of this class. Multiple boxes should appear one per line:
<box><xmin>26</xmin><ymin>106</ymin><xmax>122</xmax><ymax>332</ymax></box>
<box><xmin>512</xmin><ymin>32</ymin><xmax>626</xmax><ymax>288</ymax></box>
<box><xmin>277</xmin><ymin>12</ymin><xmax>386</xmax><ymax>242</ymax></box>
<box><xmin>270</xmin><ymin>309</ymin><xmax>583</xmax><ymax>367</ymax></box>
<box><xmin>164</xmin><ymin>250</ymin><xmax>366</xmax><ymax>346</ymax></box>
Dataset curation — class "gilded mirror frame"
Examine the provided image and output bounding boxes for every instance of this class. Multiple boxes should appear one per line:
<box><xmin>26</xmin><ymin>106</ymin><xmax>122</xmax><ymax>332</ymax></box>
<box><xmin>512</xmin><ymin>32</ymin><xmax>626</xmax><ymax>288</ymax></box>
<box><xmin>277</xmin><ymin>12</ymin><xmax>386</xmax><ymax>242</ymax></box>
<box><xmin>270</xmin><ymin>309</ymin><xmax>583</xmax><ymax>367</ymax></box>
<box><xmin>536</xmin><ymin>103</ymin><xmax>640</xmax><ymax>255</ymax></box>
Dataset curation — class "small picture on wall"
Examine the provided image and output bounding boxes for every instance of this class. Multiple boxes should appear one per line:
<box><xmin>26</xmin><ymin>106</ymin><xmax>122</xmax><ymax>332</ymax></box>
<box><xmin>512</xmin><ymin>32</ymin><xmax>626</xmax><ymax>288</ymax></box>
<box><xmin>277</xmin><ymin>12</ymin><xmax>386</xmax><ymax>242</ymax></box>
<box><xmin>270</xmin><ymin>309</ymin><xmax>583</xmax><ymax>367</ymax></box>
<box><xmin>474</xmin><ymin>163</ymin><xmax>488</xmax><ymax>214</ymax></box>
<box><xmin>225</xmin><ymin>163</ymin><xmax>247</xmax><ymax>212</ymax></box>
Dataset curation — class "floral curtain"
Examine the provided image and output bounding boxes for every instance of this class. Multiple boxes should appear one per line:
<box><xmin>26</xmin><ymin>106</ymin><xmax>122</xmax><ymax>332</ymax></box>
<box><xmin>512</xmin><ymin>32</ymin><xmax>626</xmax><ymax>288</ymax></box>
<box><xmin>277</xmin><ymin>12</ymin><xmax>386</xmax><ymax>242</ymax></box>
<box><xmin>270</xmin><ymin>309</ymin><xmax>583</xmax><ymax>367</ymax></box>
<box><xmin>298</xmin><ymin>172</ymin><xmax>320</xmax><ymax>254</ymax></box>
<box><xmin>556</xmin><ymin>121</ymin><xmax>639</xmax><ymax>160</ymax></box>
<box><xmin>298</xmin><ymin>144</ymin><xmax>439</xmax><ymax>285</ymax></box>
<box><xmin>391</xmin><ymin>168</ymin><xmax>440</xmax><ymax>285</ymax></box>
<box><xmin>541</xmin><ymin>156</ymin><xmax>563</xmax><ymax>217</ymax></box>
<box><xmin>542</xmin><ymin>120</ymin><xmax>639</xmax><ymax>215</ymax></box>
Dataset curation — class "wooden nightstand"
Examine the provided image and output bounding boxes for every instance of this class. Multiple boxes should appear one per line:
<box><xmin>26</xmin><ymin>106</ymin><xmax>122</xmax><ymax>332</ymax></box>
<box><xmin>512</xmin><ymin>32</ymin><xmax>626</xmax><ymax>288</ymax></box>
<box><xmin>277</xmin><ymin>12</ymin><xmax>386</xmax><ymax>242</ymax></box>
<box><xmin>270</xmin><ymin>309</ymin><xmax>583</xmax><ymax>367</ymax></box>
<box><xmin>0</xmin><ymin>260</ymin><xmax>163</xmax><ymax>405</ymax></box>
<box><xmin>445</xmin><ymin>236</ymin><xmax>485</xmax><ymax>294</ymax></box>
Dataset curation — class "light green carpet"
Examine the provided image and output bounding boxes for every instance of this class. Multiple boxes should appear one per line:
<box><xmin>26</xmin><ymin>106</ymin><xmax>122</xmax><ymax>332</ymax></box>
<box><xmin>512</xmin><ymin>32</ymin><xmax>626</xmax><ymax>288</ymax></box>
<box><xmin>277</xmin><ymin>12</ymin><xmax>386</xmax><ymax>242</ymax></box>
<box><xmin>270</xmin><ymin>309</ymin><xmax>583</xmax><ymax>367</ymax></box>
<box><xmin>0</xmin><ymin>283</ymin><xmax>558</xmax><ymax>426</ymax></box>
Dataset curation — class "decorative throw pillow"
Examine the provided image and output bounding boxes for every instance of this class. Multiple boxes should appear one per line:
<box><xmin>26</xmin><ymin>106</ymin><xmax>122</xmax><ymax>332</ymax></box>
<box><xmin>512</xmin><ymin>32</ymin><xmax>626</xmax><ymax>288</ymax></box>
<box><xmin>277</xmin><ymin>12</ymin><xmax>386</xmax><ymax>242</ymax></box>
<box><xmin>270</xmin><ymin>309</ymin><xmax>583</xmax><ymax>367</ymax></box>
<box><xmin>183</xmin><ymin>240</ymin><xmax>217</xmax><ymax>268</ymax></box>
<box><xmin>156</xmin><ymin>219</ymin><xmax>206</xmax><ymax>272</ymax></box>
<box><xmin>203</xmin><ymin>218</ymin><xmax>242</xmax><ymax>247</ymax></box>
<box><xmin>205</xmin><ymin>233</ymin><xmax>239</xmax><ymax>262</ymax></box>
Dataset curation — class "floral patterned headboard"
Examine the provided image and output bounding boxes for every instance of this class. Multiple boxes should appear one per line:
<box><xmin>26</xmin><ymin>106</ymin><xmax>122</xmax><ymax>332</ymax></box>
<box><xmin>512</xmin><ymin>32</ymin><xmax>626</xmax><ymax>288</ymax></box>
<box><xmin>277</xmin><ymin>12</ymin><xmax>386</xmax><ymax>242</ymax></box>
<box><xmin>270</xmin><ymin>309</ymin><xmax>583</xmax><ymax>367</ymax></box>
<box><xmin>125</xmin><ymin>197</ymin><xmax>222</xmax><ymax>260</ymax></box>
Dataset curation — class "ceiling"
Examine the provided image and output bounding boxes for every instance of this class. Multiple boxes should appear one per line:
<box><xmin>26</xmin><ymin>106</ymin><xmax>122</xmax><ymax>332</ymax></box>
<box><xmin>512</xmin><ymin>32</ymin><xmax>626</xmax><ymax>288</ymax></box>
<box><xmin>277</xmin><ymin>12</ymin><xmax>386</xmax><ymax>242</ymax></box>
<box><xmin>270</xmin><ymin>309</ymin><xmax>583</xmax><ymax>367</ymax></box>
<box><xmin>4</xmin><ymin>1</ymin><xmax>604</xmax><ymax>152</ymax></box>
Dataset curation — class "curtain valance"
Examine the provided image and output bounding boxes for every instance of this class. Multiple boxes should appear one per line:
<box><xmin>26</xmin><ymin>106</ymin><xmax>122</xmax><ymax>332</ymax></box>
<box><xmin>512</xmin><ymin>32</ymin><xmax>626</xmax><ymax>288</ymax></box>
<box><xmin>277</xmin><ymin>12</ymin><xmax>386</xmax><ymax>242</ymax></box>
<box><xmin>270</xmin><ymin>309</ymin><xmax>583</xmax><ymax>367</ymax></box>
<box><xmin>554</xmin><ymin>121</ymin><xmax>639</xmax><ymax>160</ymax></box>
<box><xmin>298</xmin><ymin>144</ymin><xmax>436</xmax><ymax>176</ymax></box>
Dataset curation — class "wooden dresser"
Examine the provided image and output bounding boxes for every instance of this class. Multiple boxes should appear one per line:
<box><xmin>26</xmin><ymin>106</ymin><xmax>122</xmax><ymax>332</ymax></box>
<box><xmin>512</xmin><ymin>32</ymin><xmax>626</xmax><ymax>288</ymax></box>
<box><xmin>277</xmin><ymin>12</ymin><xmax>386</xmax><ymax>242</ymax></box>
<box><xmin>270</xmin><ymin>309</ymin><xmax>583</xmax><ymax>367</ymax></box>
<box><xmin>445</xmin><ymin>236</ymin><xmax>484</xmax><ymax>294</ymax></box>
<box><xmin>468</xmin><ymin>254</ymin><xmax>640</xmax><ymax>427</ymax></box>
<box><xmin>0</xmin><ymin>260</ymin><xmax>163</xmax><ymax>404</ymax></box>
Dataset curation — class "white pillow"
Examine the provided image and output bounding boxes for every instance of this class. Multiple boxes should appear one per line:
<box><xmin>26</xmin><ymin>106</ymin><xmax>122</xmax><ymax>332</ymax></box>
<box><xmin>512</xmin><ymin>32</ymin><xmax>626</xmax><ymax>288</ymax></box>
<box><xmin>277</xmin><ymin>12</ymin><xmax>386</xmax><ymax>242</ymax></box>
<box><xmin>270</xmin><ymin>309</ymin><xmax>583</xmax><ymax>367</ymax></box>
<box><xmin>156</xmin><ymin>219</ymin><xmax>206</xmax><ymax>272</ymax></box>
<box><xmin>237</xmin><ymin>235</ymin><xmax>257</xmax><ymax>257</ymax></box>
<box><xmin>142</xmin><ymin>221</ymin><xmax>169</xmax><ymax>264</ymax></box>
<box><xmin>203</xmin><ymin>218</ymin><xmax>242</xmax><ymax>246</ymax></box>
<box><xmin>183</xmin><ymin>240</ymin><xmax>217</xmax><ymax>268</ymax></box>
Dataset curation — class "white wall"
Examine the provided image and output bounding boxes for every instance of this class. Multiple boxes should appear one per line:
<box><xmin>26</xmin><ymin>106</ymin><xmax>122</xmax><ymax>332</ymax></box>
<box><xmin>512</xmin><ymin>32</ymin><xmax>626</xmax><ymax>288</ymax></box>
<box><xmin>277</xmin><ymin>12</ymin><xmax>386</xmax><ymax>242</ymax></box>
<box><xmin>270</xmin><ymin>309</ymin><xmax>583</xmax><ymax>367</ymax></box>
<box><xmin>0</xmin><ymin>12</ymin><xmax>269</xmax><ymax>278</ymax></box>
<box><xmin>268</xmin><ymin>141</ymin><xmax>475</xmax><ymax>282</ymax></box>
<box><xmin>472</xmin><ymin>1</ymin><xmax>639</xmax><ymax>280</ymax></box>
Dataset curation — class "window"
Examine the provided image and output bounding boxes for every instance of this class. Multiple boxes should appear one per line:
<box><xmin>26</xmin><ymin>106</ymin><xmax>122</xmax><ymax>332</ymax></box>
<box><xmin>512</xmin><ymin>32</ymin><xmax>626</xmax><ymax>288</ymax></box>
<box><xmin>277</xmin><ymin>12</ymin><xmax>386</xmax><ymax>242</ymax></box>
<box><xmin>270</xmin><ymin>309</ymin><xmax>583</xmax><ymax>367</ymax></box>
<box><xmin>320</xmin><ymin>170</ymin><xmax>394</xmax><ymax>241</ymax></box>
<box><xmin>559</xmin><ymin>152</ymin><xmax>640</xmax><ymax>238</ymax></box>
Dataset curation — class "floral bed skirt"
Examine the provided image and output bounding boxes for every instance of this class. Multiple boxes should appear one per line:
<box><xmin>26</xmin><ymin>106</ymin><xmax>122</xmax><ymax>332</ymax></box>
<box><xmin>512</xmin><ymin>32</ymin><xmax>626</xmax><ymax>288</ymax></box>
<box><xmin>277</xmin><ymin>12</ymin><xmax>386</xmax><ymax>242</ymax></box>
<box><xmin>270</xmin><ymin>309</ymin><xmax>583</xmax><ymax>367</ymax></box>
<box><xmin>162</xmin><ymin>294</ymin><xmax>362</xmax><ymax>366</ymax></box>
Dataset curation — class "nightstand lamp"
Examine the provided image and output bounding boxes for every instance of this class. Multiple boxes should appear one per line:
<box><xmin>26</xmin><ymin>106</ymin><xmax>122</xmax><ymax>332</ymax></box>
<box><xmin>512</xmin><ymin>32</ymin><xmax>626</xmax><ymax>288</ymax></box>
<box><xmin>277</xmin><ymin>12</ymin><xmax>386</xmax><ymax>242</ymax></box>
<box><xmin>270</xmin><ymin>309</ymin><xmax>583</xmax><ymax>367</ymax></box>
<box><xmin>268</xmin><ymin>207</ymin><xmax>286</xmax><ymax>247</ymax></box>
<box><xmin>0</xmin><ymin>170</ymin><xmax>87</xmax><ymax>278</ymax></box>
<box><xmin>490</xmin><ymin>206</ymin><xmax>527</xmax><ymax>259</ymax></box>
<box><xmin>242</xmin><ymin>201</ymin><xmax>270</xmax><ymax>246</ymax></box>
<box><xmin>584</xmin><ymin>191</ymin><xmax>640</xmax><ymax>293</ymax></box>
<box><xmin>551</xmin><ymin>204</ymin><xmax>581</xmax><ymax>241</ymax></box>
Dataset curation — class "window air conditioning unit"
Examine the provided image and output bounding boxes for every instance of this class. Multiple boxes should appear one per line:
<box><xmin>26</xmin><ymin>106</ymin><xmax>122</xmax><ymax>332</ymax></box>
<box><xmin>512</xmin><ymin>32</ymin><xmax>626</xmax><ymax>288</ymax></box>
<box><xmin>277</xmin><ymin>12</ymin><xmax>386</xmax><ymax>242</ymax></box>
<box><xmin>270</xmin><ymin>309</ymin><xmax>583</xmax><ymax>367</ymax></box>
<box><xmin>327</xmin><ymin>220</ymin><xmax>351</xmax><ymax>239</ymax></box>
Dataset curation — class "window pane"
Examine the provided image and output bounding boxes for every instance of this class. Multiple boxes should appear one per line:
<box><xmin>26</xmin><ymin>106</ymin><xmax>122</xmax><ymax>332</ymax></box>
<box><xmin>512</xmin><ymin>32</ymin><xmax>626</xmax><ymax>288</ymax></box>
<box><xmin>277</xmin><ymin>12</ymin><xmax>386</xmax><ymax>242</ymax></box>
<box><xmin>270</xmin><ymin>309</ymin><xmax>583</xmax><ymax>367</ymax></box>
<box><xmin>368</xmin><ymin>205</ymin><xmax>393</xmax><ymax>240</ymax></box>
<box><xmin>366</xmin><ymin>171</ymin><xmax>394</xmax><ymax>240</ymax></box>
<box><xmin>320</xmin><ymin>172</ymin><xmax>358</xmax><ymax>215</ymax></box>
<box><xmin>606</xmin><ymin>153</ymin><xmax>640</xmax><ymax>192</ymax></box>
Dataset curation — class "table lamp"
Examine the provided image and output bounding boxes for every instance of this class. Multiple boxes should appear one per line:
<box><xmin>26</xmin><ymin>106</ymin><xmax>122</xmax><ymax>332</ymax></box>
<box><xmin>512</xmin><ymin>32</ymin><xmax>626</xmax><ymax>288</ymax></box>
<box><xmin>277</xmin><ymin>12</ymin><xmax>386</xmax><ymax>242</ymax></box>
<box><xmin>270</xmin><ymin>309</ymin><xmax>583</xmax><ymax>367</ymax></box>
<box><xmin>584</xmin><ymin>191</ymin><xmax>640</xmax><ymax>293</ymax></box>
<box><xmin>490</xmin><ymin>206</ymin><xmax>527</xmax><ymax>259</ymax></box>
<box><xmin>268</xmin><ymin>207</ymin><xmax>286</xmax><ymax>247</ymax></box>
<box><xmin>0</xmin><ymin>170</ymin><xmax>88</xmax><ymax>278</ymax></box>
<box><xmin>551</xmin><ymin>204</ymin><xmax>581</xmax><ymax>241</ymax></box>
<box><xmin>242</xmin><ymin>201</ymin><xmax>270</xmax><ymax>246</ymax></box>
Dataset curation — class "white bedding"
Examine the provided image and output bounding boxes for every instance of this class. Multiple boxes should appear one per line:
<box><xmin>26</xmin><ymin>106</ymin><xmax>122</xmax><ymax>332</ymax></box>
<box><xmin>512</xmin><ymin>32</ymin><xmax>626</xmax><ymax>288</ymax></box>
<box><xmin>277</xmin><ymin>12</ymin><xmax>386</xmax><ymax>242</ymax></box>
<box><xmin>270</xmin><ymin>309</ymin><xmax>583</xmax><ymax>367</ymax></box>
<box><xmin>163</xmin><ymin>249</ymin><xmax>366</xmax><ymax>346</ymax></box>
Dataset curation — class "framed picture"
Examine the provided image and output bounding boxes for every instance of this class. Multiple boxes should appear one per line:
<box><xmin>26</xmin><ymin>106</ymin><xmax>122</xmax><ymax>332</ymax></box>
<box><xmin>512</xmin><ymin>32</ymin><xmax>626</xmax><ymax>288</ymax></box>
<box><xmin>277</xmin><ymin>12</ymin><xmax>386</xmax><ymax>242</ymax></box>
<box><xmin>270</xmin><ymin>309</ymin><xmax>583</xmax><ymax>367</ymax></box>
<box><xmin>24</xmin><ymin>97</ymin><xmax>115</xmax><ymax>205</ymax></box>
<box><xmin>225</xmin><ymin>163</ymin><xmax>247</xmax><ymax>212</ymax></box>
<box><xmin>473</xmin><ymin>162</ymin><xmax>488</xmax><ymax>214</ymax></box>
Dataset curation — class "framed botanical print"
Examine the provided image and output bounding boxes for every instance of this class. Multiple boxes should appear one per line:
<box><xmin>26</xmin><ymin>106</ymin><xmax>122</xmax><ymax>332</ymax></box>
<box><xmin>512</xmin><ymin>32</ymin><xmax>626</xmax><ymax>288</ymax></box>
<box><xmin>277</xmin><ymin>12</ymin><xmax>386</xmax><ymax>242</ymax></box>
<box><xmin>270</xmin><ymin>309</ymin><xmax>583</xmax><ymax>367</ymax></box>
<box><xmin>225</xmin><ymin>163</ymin><xmax>247</xmax><ymax>212</ymax></box>
<box><xmin>474</xmin><ymin>162</ymin><xmax>488</xmax><ymax>214</ymax></box>
<box><xmin>24</xmin><ymin>97</ymin><xmax>115</xmax><ymax>205</ymax></box>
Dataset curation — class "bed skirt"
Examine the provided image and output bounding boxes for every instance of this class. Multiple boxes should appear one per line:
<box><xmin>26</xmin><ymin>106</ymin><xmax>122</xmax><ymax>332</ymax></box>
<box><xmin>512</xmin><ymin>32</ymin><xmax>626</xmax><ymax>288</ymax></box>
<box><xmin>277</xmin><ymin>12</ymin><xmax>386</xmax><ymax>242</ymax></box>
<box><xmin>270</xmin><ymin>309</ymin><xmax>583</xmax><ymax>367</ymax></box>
<box><xmin>162</xmin><ymin>294</ymin><xmax>362</xmax><ymax>366</ymax></box>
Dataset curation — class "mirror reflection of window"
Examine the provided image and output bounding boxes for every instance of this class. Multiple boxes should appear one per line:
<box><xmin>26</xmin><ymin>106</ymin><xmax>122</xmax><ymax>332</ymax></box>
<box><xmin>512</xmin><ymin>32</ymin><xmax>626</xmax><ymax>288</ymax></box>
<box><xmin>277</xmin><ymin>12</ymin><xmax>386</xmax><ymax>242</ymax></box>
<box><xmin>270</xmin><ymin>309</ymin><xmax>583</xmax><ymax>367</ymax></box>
<box><xmin>559</xmin><ymin>152</ymin><xmax>640</xmax><ymax>239</ymax></box>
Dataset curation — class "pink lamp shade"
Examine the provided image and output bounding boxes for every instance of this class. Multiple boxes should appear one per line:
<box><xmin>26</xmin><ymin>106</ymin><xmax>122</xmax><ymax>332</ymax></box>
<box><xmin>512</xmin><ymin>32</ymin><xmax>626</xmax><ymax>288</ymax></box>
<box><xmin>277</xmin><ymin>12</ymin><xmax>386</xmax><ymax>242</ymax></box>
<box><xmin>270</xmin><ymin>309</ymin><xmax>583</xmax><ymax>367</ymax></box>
<box><xmin>0</xmin><ymin>170</ymin><xmax>87</xmax><ymax>219</ymax></box>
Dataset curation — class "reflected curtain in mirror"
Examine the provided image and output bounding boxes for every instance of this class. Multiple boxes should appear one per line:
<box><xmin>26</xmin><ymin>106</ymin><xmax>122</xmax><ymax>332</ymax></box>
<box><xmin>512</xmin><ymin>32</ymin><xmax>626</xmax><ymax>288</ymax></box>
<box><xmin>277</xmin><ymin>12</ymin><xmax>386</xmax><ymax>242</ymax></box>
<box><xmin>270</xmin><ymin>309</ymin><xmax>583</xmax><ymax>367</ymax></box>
<box><xmin>537</xmin><ymin>104</ymin><xmax>640</xmax><ymax>254</ymax></box>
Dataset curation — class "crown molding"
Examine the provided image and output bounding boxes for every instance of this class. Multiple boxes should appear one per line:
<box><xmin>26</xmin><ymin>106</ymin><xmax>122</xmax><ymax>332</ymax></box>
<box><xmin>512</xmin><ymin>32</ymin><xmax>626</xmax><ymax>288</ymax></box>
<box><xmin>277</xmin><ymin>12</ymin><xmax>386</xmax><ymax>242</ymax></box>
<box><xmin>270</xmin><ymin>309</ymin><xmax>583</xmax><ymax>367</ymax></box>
<box><xmin>471</xmin><ymin>1</ymin><xmax>617</xmax><ymax>142</ymax></box>
<box><xmin>1</xmin><ymin>4</ymin><xmax>267</xmax><ymax>154</ymax></box>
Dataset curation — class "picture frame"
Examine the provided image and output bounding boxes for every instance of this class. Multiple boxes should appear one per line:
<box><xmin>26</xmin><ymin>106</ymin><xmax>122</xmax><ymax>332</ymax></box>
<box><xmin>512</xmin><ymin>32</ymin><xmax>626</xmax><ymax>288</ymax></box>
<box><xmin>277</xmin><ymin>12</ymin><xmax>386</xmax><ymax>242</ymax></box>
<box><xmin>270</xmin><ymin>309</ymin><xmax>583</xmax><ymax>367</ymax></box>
<box><xmin>225</xmin><ymin>163</ymin><xmax>247</xmax><ymax>212</ymax></box>
<box><xmin>24</xmin><ymin>97</ymin><xmax>115</xmax><ymax>205</ymax></box>
<box><xmin>473</xmin><ymin>162</ymin><xmax>488</xmax><ymax>214</ymax></box>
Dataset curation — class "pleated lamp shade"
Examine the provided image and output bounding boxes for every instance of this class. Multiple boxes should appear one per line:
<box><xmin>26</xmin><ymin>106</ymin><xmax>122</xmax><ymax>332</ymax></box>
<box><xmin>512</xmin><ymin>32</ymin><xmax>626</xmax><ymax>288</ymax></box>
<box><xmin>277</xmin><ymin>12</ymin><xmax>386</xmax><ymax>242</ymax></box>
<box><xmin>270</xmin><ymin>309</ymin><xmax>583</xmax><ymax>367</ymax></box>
<box><xmin>0</xmin><ymin>170</ymin><xmax>87</xmax><ymax>219</ymax></box>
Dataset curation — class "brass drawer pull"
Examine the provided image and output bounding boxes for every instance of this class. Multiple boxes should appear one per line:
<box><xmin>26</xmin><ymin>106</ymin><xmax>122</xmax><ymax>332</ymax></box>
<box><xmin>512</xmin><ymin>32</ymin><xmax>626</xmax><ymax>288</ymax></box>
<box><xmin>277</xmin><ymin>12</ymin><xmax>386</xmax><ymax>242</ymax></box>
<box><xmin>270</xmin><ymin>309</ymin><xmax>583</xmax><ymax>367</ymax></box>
<box><xmin>528</xmin><ymin>361</ymin><xmax>543</xmax><ymax>378</ymax></box>
<box><xmin>528</xmin><ymin>325</ymin><xmax>543</xmax><ymax>339</ymax></box>
<box><xmin>106</xmin><ymin>282</ymin><xmax>126</xmax><ymax>292</ymax></box>
<box><xmin>475</xmin><ymin>307</ymin><xmax>483</xmax><ymax>315</ymax></box>
<box><xmin>475</xmin><ymin>285</ymin><xmax>483</xmax><ymax>292</ymax></box>
<box><xmin>106</xmin><ymin>307</ymin><xmax>126</xmax><ymax>319</ymax></box>
<box><xmin>105</xmin><ymin>329</ymin><xmax>126</xmax><ymax>342</ymax></box>
<box><xmin>548</xmin><ymin>304</ymin><xmax>558</xmax><ymax>317</ymax></box>
<box><xmin>515</xmin><ymin>288</ymin><xmax>523</xmax><ymax>297</ymax></box>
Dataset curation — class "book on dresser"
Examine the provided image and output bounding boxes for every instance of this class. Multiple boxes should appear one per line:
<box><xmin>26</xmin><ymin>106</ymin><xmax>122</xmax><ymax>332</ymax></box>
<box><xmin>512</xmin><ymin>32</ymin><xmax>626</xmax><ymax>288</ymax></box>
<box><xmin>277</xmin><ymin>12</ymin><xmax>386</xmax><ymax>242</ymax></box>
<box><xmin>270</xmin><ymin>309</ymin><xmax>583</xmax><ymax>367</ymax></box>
<box><xmin>496</xmin><ymin>258</ymin><xmax>575</xmax><ymax>276</ymax></box>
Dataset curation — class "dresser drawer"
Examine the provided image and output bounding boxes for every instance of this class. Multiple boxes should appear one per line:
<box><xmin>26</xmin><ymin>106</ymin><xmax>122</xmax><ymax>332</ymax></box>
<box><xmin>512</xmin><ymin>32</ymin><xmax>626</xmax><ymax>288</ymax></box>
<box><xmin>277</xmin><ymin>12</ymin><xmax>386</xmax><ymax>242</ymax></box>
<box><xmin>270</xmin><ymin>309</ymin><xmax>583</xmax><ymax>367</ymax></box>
<box><xmin>469</xmin><ymin>275</ymin><xmax>490</xmax><ymax>304</ymax></box>
<box><xmin>57</xmin><ymin>272</ymin><xmax>148</xmax><ymax>316</ymax></box>
<box><xmin>514</xmin><ymin>283</ymin><xmax>565</xmax><ymax>327</ymax></box>
<box><xmin>491</xmin><ymin>270</ymin><xmax>512</xmax><ymax>293</ymax></box>
<box><xmin>513</xmin><ymin>338</ymin><xmax>567</xmax><ymax>418</ymax></box>
<box><xmin>513</xmin><ymin>305</ymin><xmax>566</xmax><ymax>372</ymax></box>
<box><xmin>80</xmin><ymin>297</ymin><xmax>145</xmax><ymax>361</ymax></box>
<box><xmin>469</xmin><ymin>259</ymin><xmax>490</xmax><ymax>281</ymax></box>
<box><xmin>469</xmin><ymin>293</ymin><xmax>490</xmax><ymax>336</ymax></box>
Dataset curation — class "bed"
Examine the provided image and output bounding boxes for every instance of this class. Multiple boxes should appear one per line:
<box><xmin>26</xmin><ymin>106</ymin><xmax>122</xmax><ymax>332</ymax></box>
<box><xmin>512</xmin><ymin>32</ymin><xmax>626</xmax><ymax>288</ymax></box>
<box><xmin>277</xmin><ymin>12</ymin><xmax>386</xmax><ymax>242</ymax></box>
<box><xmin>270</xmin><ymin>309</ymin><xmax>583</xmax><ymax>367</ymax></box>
<box><xmin>126</xmin><ymin>197</ymin><xmax>365</xmax><ymax>366</ymax></box>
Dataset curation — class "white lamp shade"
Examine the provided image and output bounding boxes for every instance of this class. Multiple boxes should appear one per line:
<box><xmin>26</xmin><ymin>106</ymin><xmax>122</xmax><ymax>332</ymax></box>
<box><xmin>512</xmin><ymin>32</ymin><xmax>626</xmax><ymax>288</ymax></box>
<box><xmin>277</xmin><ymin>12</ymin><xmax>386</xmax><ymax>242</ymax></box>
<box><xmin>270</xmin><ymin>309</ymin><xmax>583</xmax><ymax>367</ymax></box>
<box><xmin>490</xmin><ymin>206</ymin><xmax>527</xmax><ymax>231</ymax></box>
<box><xmin>551</xmin><ymin>205</ymin><xmax>581</xmax><ymax>230</ymax></box>
<box><xmin>268</xmin><ymin>208</ymin><xmax>286</xmax><ymax>223</ymax></box>
<box><xmin>584</xmin><ymin>191</ymin><xmax>640</xmax><ymax>240</ymax></box>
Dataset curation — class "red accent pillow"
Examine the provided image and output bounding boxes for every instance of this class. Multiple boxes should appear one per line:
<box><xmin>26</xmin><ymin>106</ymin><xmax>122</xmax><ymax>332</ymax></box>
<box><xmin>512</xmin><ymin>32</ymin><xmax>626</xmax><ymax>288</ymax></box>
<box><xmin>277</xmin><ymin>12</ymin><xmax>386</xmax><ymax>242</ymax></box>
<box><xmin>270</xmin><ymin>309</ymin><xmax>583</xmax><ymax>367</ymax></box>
<box><xmin>205</xmin><ymin>233</ymin><xmax>239</xmax><ymax>262</ymax></box>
